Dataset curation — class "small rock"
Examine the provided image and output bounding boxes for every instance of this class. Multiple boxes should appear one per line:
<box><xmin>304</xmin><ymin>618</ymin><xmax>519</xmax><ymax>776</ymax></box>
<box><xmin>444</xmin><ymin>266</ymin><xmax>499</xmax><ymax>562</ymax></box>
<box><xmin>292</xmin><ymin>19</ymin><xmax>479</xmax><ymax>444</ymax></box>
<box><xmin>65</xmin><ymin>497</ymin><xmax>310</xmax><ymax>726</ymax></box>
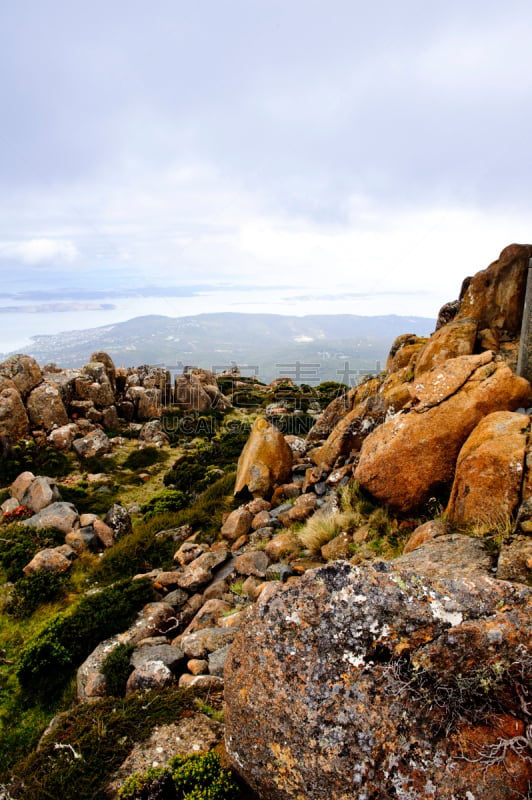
<box><xmin>234</xmin><ymin>550</ymin><xmax>270</xmax><ymax>578</ymax></box>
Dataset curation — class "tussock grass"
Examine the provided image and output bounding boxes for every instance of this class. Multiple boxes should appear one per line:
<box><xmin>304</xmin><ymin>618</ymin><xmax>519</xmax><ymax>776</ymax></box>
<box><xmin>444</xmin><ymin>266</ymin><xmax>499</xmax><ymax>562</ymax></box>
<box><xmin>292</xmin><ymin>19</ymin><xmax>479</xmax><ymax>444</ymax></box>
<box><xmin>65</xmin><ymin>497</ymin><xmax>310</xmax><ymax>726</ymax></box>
<box><xmin>297</xmin><ymin>510</ymin><xmax>363</xmax><ymax>553</ymax></box>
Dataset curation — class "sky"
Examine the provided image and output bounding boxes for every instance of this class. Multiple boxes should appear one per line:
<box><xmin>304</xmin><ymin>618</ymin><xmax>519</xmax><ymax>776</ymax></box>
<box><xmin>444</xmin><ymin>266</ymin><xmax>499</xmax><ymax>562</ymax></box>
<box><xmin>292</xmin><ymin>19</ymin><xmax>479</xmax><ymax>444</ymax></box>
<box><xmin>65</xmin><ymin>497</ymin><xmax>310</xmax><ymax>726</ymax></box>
<box><xmin>1</xmin><ymin>0</ymin><xmax>532</xmax><ymax>353</ymax></box>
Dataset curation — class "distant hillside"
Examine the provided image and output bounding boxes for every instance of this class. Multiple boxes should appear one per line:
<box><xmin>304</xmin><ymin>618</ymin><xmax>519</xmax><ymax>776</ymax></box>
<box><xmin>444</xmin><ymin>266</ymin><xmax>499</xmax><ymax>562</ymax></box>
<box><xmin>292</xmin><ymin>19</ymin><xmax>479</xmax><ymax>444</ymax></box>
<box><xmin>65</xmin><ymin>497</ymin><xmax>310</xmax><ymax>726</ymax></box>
<box><xmin>9</xmin><ymin>312</ymin><xmax>436</xmax><ymax>383</ymax></box>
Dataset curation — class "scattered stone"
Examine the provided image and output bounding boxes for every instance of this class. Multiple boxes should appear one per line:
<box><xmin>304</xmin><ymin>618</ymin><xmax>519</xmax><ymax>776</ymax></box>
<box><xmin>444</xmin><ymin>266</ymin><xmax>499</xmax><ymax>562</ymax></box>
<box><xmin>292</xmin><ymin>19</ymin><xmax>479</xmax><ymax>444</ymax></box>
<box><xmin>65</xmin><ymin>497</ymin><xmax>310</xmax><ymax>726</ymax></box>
<box><xmin>125</xmin><ymin>661</ymin><xmax>175</xmax><ymax>695</ymax></box>
<box><xmin>176</xmin><ymin>550</ymin><xmax>229</xmax><ymax>592</ymax></box>
<box><xmin>104</xmin><ymin>504</ymin><xmax>133</xmax><ymax>539</ymax></box>
<box><xmin>265</xmin><ymin>531</ymin><xmax>301</xmax><ymax>561</ymax></box>
<box><xmin>221</xmin><ymin>507</ymin><xmax>253</xmax><ymax>542</ymax></box>
<box><xmin>23</xmin><ymin>501</ymin><xmax>79</xmax><ymax>533</ymax></box>
<box><xmin>187</xmin><ymin>659</ymin><xmax>209</xmax><ymax>675</ymax></box>
<box><xmin>180</xmin><ymin>627</ymin><xmax>237</xmax><ymax>659</ymax></box>
<box><xmin>174</xmin><ymin>541</ymin><xmax>207</xmax><ymax>566</ymax></box>
<box><xmin>496</xmin><ymin>535</ymin><xmax>532</xmax><ymax>584</ymax></box>
<box><xmin>403</xmin><ymin>519</ymin><xmax>450</xmax><ymax>554</ymax></box>
<box><xmin>9</xmin><ymin>471</ymin><xmax>35</xmax><ymax>502</ymax></box>
<box><xmin>234</xmin><ymin>550</ymin><xmax>270</xmax><ymax>578</ymax></box>
<box><xmin>93</xmin><ymin>518</ymin><xmax>115</xmax><ymax>548</ymax></box>
<box><xmin>21</xmin><ymin>476</ymin><xmax>61</xmax><ymax>514</ymax></box>
<box><xmin>208</xmin><ymin>643</ymin><xmax>233</xmax><ymax>677</ymax></box>
<box><xmin>72</xmin><ymin>429</ymin><xmax>112</xmax><ymax>459</ymax></box>
<box><xmin>130</xmin><ymin>643</ymin><xmax>185</xmax><ymax>673</ymax></box>
<box><xmin>23</xmin><ymin>546</ymin><xmax>74</xmax><ymax>575</ymax></box>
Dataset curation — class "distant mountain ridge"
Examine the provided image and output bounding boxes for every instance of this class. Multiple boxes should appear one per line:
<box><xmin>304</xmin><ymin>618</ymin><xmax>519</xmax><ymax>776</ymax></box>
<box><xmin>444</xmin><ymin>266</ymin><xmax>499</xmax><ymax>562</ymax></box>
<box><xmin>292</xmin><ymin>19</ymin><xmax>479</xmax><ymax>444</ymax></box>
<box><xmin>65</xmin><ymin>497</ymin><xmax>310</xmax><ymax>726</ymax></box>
<box><xmin>7</xmin><ymin>312</ymin><xmax>436</xmax><ymax>383</ymax></box>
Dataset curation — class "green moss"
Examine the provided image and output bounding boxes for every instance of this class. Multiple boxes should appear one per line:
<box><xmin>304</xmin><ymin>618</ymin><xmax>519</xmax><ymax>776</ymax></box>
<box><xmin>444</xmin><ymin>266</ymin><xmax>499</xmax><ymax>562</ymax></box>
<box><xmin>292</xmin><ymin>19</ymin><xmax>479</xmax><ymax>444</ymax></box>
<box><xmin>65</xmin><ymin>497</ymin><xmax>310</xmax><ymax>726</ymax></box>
<box><xmin>141</xmin><ymin>489</ymin><xmax>189</xmax><ymax>519</ymax></box>
<box><xmin>119</xmin><ymin>751</ymin><xmax>241</xmax><ymax>800</ymax></box>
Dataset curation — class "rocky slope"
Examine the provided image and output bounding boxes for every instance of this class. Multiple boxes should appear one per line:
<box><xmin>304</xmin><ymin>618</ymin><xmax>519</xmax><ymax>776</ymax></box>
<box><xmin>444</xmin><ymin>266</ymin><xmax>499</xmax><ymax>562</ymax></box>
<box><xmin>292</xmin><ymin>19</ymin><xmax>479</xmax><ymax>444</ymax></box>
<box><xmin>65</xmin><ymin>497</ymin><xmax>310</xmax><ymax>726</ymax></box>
<box><xmin>0</xmin><ymin>243</ymin><xmax>531</xmax><ymax>799</ymax></box>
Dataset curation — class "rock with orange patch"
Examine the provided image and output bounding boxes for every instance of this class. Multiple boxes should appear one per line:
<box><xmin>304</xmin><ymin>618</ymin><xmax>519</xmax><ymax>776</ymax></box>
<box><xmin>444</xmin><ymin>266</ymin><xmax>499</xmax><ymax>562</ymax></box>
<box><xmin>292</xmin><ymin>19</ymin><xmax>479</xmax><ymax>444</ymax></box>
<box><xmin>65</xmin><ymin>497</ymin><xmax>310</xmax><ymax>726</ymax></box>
<box><xmin>354</xmin><ymin>354</ymin><xmax>531</xmax><ymax>513</ymax></box>
<box><xmin>456</xmin><ymin>242</ymin><xmax>532</xmax><ymax>338</ymax></box>
<box><xmin>225</xmin><ymin>554</ymin><xmax>532</xmax><ymax>800</ymax></box>
<box><xmin>414</xmin><ymin>317</ymin><xmax>477</xmax><ymax>377</ymax></box>
<box><xmin>234</xmin><ymin>418</ymin><xmax>293</xmax><ymax>498</ymax></box>
<box><xmin>385</xmin><ymin>334</ymin><xmax>427</xmax><ymax>374</ymax></box>
<box><xmin>312</xmin><ymin>393</ymin><xmax>387</xmax><ymax>470</ymax></box>
<box><xmin>403</xmin><ymin>519</ymin><xmax>450</xmax><ymax>554</ymax></box>
<box><xmin>446</xmin><ymin>411</ymin><xmax>530</xmax><ymax>526</ymax></box>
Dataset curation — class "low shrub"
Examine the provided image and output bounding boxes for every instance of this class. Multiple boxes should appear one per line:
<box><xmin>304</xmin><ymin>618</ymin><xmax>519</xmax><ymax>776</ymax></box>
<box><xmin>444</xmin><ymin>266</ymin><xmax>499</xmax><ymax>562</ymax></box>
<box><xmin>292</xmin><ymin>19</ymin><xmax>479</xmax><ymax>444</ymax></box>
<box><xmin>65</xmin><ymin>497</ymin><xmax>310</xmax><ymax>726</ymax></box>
<box><xmin>0</xmin><ymin>524</ymin><xmax>65</xmax><ymax>582</ymax></box>
<box><xmin>122</xmin><ymin>447</ymin><xmax>163</xmax><ymax>471</ymax></box>
<box><xmin>141</xmin><ymin>490</ymin><xmax>188</xmax><ymax>519</ymax></box>
<box><xmin>101</xmin><ymin>643</ymin><xmax>135</xmax><ymax>697</ymax></box>
<box><xmin>119</xmin><ymin>751</ymin><xmax>241</xmax><ymax>800</ymax></box>
<box><xmin>0</xmin><ymin>439</ymin><xmax>70</xmax><ymax>486</ymax></box>
<box><xmin>16</xmin><ymin>578</ymin><xmax>155</xmax><ymax>697</ymax></box>
<box><xmin>1</xmin><ymin>505</ymin><xmax>33</xmax><ymax>524</ymax></box>
<box><xmin>163</xmin><ymin>457</ymin><xmax>210</xmax><ymax>492</ymax></box>
<box><xmin>5</xmin><ymin>570</ymin><xmax>67</xmax><ymax>618</ymax></box>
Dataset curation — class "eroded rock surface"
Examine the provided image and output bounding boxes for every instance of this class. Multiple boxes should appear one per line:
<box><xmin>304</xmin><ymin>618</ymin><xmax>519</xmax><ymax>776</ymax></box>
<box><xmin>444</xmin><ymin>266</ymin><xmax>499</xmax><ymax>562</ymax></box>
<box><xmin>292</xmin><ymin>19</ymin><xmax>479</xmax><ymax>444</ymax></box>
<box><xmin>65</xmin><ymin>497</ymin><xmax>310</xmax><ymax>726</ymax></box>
<box><xmin>225</xmin><ymin>558</ymin><xmax>532</xmax><ymax>800</ymax></box>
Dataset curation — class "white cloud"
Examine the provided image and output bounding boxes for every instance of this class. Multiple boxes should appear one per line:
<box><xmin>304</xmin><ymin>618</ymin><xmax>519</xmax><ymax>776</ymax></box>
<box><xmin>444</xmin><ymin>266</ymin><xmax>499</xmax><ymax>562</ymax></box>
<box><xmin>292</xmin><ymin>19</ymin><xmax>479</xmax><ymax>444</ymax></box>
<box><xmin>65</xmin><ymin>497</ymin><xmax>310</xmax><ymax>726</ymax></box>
<box><xmin>0</xmin><ymin>238</ymin><xmax>79</xmax><ymax>265</ymax></box>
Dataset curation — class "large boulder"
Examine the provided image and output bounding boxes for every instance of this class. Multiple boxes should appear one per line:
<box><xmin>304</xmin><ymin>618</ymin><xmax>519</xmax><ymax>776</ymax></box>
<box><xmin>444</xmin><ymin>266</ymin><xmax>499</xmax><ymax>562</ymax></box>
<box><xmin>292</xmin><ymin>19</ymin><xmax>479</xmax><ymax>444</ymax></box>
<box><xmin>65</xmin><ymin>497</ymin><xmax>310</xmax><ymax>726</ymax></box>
<box><xmin>0</xmin><ymin>354</ymin><xmax>42</xmax><ymax>398</ymax></box>
<box><xmin>126</xmin><ymin>386</ymin><xmax>162</xmax><ymax>420</ymax></box>
<box><xmin>225</xmin><ymin>557</ymin><xmax>532</xmax><ymax>800</ymax></box>
<box><xmin>456</xmin><ymin>242</ymin><xmax>532</xmax><ymax>339</ymax></box>
<box><xmin>26</xmin><ymin>381</ymin><xmax>69</xmax><ymax>431</ymax></box>
<box><xmin>234</xmin><ymin>418</ymin><xmax>293</xmax><ymax>498</ymax></box>
<box><xmin>414</xmin><ymin>317</ymin><xmax>477</xmax><ymax>377</ymax></box>
<box><xmin>446</xmin><ymin>411</ymin><xmax>530</xmax><ymax>526</ymax></box>
<box><xmin>354</xmin><ymin>353</ymin><xmax>531</xmax><ymax>513</ymax></box>
<box><xmin>0</xmin><ymin>376</ymin><xmax>30</xmax><ymax>440</ymax></box>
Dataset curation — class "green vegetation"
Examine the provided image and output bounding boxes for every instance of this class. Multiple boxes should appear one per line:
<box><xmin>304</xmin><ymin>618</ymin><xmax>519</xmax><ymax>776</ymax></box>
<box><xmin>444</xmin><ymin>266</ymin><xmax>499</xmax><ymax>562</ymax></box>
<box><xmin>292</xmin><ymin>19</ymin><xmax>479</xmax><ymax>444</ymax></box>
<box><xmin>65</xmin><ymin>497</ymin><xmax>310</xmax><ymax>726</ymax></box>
<box><xmin>0</xmin><ymin>523</ymin><xmax>65</xmax><ymax>582</ymax></box>
<box><xmin>141</xmin><ymin>489</ymin><xmax>189</xmax><ymax>519</ymax></box>
<box><xmin>6</xmin><ymin>688</ymin><xmax>191</xmax><ymax>800</ymax></box>
<box><xmin>119</xmin><ymin>751</ymin><xmax>241</xmax><ymax>800</ymax></box>
<box><xmin>17</xmin><ymin>578</ymin><xmax>155</xmax><ymax>697</ymax></box>
<box><xmin>0</xmin><ymin>439</ymin><xmax>71</xmax><ymax>486</ymax></box>
<box><xmin>5</xmin><ymin>570</ymin><xmax>67</xmax><ymax>618</ymax></box>
<box><xmin>101</xmin><ymin>643</ymin><xmax>135</xmax><ymax>697</ymax></box>
<box><xmin>122</xmin><ymin>446</ymin><xmax>164</xmax><ymax>470</ymax></box>
<box><xmin>60</xmin><ymin>480</ymin><xmax>120</xmax><ymax>516</ymax></box>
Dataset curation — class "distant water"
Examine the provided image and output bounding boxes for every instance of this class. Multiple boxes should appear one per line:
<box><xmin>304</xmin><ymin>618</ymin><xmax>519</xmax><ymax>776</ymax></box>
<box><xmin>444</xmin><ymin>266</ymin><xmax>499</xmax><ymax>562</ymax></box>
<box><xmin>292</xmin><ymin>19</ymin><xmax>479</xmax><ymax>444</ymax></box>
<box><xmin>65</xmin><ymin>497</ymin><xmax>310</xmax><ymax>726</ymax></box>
<box><xmin>0</xmin><ymin>287</ymin><xmax>441</xmax><ymax>357</ymax></box>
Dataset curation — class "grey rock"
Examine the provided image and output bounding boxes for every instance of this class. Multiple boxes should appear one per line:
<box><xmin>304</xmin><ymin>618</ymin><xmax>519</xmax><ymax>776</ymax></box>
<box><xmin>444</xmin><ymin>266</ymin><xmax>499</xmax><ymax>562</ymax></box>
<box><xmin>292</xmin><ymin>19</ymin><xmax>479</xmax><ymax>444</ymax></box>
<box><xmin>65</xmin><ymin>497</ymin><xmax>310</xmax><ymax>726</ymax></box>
<box><xmin>208</xmin><ymin>643</ymin><xmax>233</xmax><ymax>677</ymax></box>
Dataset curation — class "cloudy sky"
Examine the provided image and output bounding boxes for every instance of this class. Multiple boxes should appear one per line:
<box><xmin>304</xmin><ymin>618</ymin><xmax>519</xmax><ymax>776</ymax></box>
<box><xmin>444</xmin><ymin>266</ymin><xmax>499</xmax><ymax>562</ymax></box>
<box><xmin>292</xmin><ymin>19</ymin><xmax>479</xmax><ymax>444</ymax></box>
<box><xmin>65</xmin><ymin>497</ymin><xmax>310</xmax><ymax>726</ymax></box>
<box><xmin>1</xmin><ymin>0</ymin><xmax>531</xmax><ymax>351</ymax></box>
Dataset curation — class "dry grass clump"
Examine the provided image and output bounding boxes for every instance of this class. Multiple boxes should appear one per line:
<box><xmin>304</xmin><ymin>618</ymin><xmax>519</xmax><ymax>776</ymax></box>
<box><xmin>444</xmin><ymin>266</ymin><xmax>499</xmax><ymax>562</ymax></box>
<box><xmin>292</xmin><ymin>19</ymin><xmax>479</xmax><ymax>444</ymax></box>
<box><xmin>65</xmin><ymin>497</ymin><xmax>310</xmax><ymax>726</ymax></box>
<box><xmin>297</xmin><ymin>510</ymin><xmax>363</xmax><ymax>553</ymax></box>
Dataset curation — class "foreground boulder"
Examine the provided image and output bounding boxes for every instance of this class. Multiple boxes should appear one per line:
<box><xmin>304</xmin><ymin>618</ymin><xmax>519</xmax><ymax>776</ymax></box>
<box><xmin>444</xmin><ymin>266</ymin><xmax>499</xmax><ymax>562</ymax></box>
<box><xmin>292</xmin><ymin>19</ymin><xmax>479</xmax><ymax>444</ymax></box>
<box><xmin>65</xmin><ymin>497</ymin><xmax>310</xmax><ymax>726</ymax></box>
<box><xmin>234</xmin><ymin>418</ymin><xmax>293</xmax><ymax>498</ymax></box>
<box><xmin>354</xmin><ymin>352</ymin><xmax>531</xmax><ymax>512</ymax></box>
<box><xmin>225</xmin><ymin>556</ymin><xmax>532</xmax><ymax>800</ymax></box>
